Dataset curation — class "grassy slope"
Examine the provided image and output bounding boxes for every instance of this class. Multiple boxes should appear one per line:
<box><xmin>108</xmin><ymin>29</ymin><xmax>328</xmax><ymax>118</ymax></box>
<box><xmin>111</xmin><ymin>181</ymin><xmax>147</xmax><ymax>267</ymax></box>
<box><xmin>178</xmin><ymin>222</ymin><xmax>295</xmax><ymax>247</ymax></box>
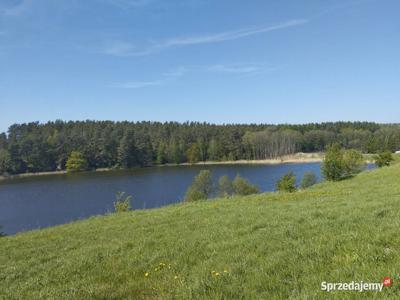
<box><xmin>1</xmin><ymin>163</ymin><xmax>400</xmax><ymax>299</ymax></box>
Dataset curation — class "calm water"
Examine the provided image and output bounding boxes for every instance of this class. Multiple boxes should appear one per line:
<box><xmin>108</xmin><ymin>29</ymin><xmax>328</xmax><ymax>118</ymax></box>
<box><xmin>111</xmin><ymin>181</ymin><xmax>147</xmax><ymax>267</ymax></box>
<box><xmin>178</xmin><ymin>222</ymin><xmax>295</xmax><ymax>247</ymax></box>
<box><xmin>0</xmin><ymin>162</ymin><xmax>326</xmax><ymax>235</ymax></box>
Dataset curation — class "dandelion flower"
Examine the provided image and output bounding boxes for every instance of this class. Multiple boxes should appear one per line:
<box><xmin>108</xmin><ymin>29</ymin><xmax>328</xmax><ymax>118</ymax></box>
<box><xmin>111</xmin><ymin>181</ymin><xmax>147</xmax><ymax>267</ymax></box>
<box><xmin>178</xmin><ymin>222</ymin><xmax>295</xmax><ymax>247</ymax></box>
<box><xmin>144</xmin><ymin>272</ymin><xmax>149</xmax><ymax>277</ymax></box>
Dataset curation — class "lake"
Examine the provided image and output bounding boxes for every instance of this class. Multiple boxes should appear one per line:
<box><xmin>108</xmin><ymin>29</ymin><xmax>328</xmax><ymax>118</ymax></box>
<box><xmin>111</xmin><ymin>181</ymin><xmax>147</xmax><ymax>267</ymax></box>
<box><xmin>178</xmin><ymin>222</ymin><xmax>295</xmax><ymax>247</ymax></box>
<box><xmin>0</xmin><ymin>162</ymin><xmax>364</xmax><ymax>235</ymax></box>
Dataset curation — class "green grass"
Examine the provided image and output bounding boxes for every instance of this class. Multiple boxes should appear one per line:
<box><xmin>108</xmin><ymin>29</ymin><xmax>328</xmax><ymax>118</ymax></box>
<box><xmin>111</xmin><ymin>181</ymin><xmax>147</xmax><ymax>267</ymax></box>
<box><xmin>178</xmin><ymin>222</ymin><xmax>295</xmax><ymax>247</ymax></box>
<box><xmin>2</xmin><ymin>162</ymin><xmax>400</xmax><ymax>299</ymax></box>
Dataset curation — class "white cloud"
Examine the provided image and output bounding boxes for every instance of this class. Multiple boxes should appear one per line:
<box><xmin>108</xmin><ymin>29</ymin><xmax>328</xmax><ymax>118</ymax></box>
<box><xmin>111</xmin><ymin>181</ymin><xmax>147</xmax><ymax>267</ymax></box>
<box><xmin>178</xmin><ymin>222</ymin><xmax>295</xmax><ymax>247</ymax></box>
<box><xmin>103</xmin><ymin>19</ymin><xmax>308</xmax><ymax>57</ymax></box>
<box><xmin>111</xmin><ymin>67</ymin><xmax>185</xmax><ymax>89</ymax></box>
<box><xmin>206</xmin><ymin>63</ymin><xmax>277</xmax><ymax>77</ymax></box>
<box><xmin>207</xmin><ymin>64</ymin><xmax>259</xmax><ymax>74</ymax></box>
<box><xmin>161</xmin><ymin>19</ymin><xmax>307</xmax><ymax>47</ymax></box>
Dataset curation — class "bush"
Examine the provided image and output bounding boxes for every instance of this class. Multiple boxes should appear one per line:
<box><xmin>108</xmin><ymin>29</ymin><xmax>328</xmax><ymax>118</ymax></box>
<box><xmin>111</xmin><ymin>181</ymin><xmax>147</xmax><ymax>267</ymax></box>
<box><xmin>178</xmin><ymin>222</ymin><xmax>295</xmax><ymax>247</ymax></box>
<box><xmin>218</xmin><ymin>175</ymin><xmax>233</xmax><ymax>197</ymax></box>
<box><xmin>322</xmin><ymin>144</ymin><xmax>344</xmax><ymax>181</ymax></box>
<box><xmin>0</xmin><ymin>226</ymin><xmax>5</xmax><ymax>237</ymax></box>
<box><xmin>114</xmin><ymin>192</ymin><xmax>132</xmax><ymax>213</ymax></box>
<box><xmin>300</xmin><ymin>172</ymin><xmax>317</xmax><ymax>189</ymax></box>
<box><xmin>184</xmin><ymin>170</ymin><xmax>213</xmax><ymax>202</ymax></box>
<box><xmin>342</xmin><ymin>149</ymin><xmax>364</xmax><ymax>177</ymax></box>
<box><xmin>66</xmin><ymin>151</ymin><xmax>88</xmax><ymax>172</ymax></box>
<box><xmin>322</xmin><ymin>144</ymin><xmax>365</xmax><ymax>181</ymax></box>
<box><xmin>276</xmin><ymin>172</ymin><xmax>297</xmax><ymax>192</ymax></box>
<box><xmin>374</xmin><ymin>151</ymin><xmax>394</xmax><ymax>167</ymax></box>
<box><xmin>232</xmin><ymin>175</ymin><xmax>259</xmax><ymax>196</ymax></box>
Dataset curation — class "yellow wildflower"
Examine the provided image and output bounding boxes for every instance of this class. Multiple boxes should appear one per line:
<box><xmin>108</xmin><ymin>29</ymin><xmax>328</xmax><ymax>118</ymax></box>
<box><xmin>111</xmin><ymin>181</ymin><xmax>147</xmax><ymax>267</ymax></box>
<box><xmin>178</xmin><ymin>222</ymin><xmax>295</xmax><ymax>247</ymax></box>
<box><xmin>144</xmin><ymin>272</ymin><xmax>149</xmax><ymax>277</ymax></box>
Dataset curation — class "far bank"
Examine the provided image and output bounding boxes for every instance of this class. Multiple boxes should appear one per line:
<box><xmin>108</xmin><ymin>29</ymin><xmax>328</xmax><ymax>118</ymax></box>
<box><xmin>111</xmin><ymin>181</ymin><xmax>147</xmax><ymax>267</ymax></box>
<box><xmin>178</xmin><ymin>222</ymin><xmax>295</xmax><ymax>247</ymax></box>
<box><xmin>0</xmin><ymin>152</ymin><xmax>324</xmax><ymax>182</ymax></box>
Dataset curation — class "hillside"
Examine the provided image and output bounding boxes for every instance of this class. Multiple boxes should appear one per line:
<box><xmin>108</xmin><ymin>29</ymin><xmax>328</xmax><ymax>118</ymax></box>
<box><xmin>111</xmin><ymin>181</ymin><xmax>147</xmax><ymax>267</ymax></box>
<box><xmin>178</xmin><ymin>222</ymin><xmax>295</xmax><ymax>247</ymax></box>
<box><xmin>1</xmin><ymin>163</ymin><xmax>400</xmax><ymax>299</ymax></box>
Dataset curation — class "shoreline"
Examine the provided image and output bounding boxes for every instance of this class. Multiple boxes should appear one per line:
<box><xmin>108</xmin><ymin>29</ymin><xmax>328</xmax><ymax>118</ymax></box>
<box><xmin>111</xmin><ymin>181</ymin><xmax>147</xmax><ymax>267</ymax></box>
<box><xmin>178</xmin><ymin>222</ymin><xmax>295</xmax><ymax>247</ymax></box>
<box><xmin>0</xmin><ymin>153</ymin><xmax>324</xmax><ymax>181</ymax></box>
<box><xmin>165</xmin><ymin>153</ymin><xmax>324</xmax><ymax>167</ymax></box>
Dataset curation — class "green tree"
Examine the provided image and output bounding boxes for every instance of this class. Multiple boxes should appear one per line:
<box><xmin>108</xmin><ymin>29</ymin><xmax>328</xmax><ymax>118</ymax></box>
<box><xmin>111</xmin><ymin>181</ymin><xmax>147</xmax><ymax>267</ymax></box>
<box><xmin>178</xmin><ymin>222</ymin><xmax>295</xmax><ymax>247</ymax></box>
<box><xmin>300</xmin><ymin>172</ymin><xmax>317</xmax><ymax>189</ymax></box>
<box><xmin>276</xmin><ymin>172</ymin><xmax>297</xmax><ymax>192</ymax></box>
<box><xmin>156</xmin><ymin>142</ymin><xmax>166</xmax><ymax>164</ymax></box>
<box><xmin>66</xmin><ymin>151</ymin><xmax>88</xmax><ymax>172</ymax></box>
<box><xmin>114</xmin><ymin>192</ymin><xmax>132</xmax><ymax>213</ymax></box>
<box><xmin>208</xmin><ymin>139</ymin><xmax>221</xmax><ymax>161</ymax></box>
<box><xmin>217</xmin><ymin>175</ymin><xmax>233</xmax><ymax>197</ymax></box>
<box><xmin>374</xmin><ymin>151</ymin><xmax>394</xmax><ymax>167</ymax></box>
<box><xmin>342</xmin><ymin>149</ymin><xmax>365</xmax><ymax>177</ymax></box>
<box><xmin>0</xmin><ymin>225</ymin><xmax>6</xmax><ymax>237</ymax></box>
<box><xmin>232</xmin><ymin>175</ymin><xmax>259</xmax><ymax>196</ymax></box>
<box><xmin>322</xmin><ymin>144</ymin><xmax>344</xmax><ymax>181</ymax></box>
<box><xmin>0</xmin><ymin>149</ymin><xmax>11</xmax><ymax>174</ymax></box>
<box><xmin>323</xmin><ymin>144</ymin><xmax>365</xmax><ymax>181</ymax></box>
<box><xmin>187</xmin><ymin>143</ymin><xmax>201</xmax><ymax>163</ymax></box>
<box><xmin>184</xmin><ymin>170</ymin><xmax>213</xmax><ymax>202</ymax></box>
<box><xmin>117</xmin><ymin>131</ymin><xmax>137</xmax><ymax>168</ymax></box>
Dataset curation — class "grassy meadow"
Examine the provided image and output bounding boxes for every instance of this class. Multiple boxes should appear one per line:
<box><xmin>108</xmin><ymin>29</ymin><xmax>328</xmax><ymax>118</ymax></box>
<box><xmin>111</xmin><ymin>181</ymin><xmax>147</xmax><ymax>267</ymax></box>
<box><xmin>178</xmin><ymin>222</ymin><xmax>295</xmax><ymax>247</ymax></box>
<box><xmin>1</xmin><ymin>158</ymin><xmax>400</xmax><ymax>299</ymax></box>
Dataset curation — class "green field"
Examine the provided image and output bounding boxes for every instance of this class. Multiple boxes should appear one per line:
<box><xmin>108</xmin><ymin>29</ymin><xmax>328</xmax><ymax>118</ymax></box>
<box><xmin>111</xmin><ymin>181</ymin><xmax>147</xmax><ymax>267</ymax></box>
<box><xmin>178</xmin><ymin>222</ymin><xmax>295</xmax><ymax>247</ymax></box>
<box><xmin>1</xmin><ymin>161</ymin><xmax>400</xmax><ymax>299</ymax></box>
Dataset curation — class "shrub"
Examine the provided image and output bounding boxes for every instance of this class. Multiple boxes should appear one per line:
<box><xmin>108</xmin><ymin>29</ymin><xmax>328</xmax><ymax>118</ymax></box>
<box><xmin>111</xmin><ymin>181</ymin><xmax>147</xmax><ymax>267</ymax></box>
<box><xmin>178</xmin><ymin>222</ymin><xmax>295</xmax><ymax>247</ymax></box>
<box><xmin>322</xmin><ymin>144</ymin><xmax>365</xmax><ymax>181</ymax></box>
<box><xmin>184</xmin><ymin>170</ymin><xmax>213</xmax><ymax>202</ymax></box>
<box><xmin>218</xmin><ymin>175</ymin><xmax>233</xmax><ymax>197</ymax></box>
<box><xmin>300</xmin><ymin>172</ymin><xmax>317</xmax><ymax>189</ymax></box>
<box><xmin>276</xmin><ymin>172</ymin><xmax>297</xmax><ymax>193</ymax></box>
<box><xmin>0</xmin><ymin>226</ymin><xmax>5</xmax><ymax>237</ymax></box>
<box><xmin>66</xmin><ymin>151</ymin><xmax>88</xmax><ymax>172</ymax></box>
<box><xmin>114</xmin><ymin>192</ymin><xmax>132</xmax><ymax>213</ymax></box>
<box><xmin>322</xmin><ymin>143</ymin><xmax>344</xmax><ymax>181</ymax></box>
<box><xmin>342</xmin><ymin>149</ymin><xmax>364</xmax><ymax>177</ymax></box>
<box><xmin>232</xmin><ymin>175</ymin><xmax>259</xmax><ymax>196</ymax></box>
<box><xmin>374</xmin><ymin>151</ymin><xmax>394</xmax><ymax>167</ymax></box>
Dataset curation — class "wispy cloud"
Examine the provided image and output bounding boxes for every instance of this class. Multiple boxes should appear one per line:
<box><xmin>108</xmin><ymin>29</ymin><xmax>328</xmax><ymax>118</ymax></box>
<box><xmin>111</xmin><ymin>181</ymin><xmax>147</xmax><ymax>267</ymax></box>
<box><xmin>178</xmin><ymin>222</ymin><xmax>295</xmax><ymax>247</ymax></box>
<box><xmin>99</xmin><ymin>0</ymin><xmax>155</xmax><ymax>9</ymax></box>
<box><xmin>206</xmin><ymin>63</ymin><xmax>265</xmax><ymax>75</ymax></box>
<box><xmin>0</xmin><ymin>0</ymin><xmax>33</xmax><ymax>16</ymax></box>
<box><xmin>102</xmin><ymin>19</ymin><xmax>308</xmax><ymax>57</ymax></box>
<box><xmin>111</xmin><ymin>62</ymin><xmax>275</xmax><ymax>89</ymax></box>
<box><xmin>111</xmin><ymin>67</ymin><xmax>185</xmax><ymax>89</ymax></box>
<box><xmin>162</xmin><ymin>19</ymin><xmax>307</xmax><ymax>47</ymax></box>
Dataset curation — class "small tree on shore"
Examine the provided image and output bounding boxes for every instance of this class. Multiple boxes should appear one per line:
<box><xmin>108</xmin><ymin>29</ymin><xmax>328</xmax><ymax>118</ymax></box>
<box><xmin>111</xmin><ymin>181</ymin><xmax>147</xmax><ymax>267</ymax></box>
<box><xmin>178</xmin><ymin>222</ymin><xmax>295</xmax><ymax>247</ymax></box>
<box><xmin>232</xmin><ymin>175</ymin><xmax>259</xmax><ymax>196</ymax></box>
<box><xmin>374</xmin><ymin>151</ymin><xmax>394</xmax><ymax>167</ymax></box>
<box><xmin>218</xmin><ymin>175</ymin><xmax>233</xmax><ymax>197</ymax></box>
<box><xmin>0</xmin><ymin>226</ymin><xmax>5</xmax><ymax>237</ymax></box>
<box><xmin>300</xmin><ymin>172</ymin><xmax>317</xmax><ymax>189</ymax></box>
<box><xmin>114</xmin><ymin>192</ymin><xmax>132</xmax><ymax>213</ymax></box>
<box><xmin>322</xmin><ymin>144</ymin><xmax>365</xmax><ymax>181</ymax></box>
<box><xmin>66</xmin><ymin>151</ymin><xmax>88</xmax><ymax>172</ymax></box>
<box><xmin>184</xmin><ymin>170</ymin><xmax>213</xmax><ymax>201</ymax></box>
<box><xmin>276</xmin><ymin>172</ymin><xmax>297</xmax><ymax>193</ymax></box>
<box><xmin>322</xmin><ymin>144</ymin><xmax>344</xmax><ymax>181</ymax></box>
<box><xmin>342</xmin><ymin>149</ymin><xmax>364</xmax><ymax>177</ymax></box>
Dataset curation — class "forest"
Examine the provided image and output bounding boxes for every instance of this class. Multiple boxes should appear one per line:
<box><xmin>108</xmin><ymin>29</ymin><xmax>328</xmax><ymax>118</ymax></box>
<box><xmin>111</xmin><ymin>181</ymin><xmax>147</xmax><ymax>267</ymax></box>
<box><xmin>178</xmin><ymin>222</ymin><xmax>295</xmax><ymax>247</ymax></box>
<box><xmin>0</xmin><ymin>120</ymin><xmax>399</xmax><ymax>175</ymax></box>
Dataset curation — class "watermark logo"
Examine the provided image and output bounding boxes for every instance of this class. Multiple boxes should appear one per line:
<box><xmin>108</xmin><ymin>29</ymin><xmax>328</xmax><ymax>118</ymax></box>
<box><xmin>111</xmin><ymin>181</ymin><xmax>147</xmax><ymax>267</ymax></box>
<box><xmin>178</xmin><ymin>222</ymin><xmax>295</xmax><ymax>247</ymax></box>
<box><xmin>321</xmin><ymin>277</ymin><xmax>394</xmax><ymax>293</ymax></box>
<box><xmin>382</xmin><ymin>277</ymin><xmax>393</xmax><ymax>287</ymax></box>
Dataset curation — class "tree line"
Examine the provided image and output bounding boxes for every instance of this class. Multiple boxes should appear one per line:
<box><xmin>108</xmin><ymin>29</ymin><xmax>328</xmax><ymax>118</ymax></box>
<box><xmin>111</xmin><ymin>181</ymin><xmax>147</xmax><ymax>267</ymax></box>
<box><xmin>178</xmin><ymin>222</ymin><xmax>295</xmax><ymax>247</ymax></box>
<box><xmin>0</xmin><ymin>120</ymin><xmax>399</xmax><ymax>175</ymax></box>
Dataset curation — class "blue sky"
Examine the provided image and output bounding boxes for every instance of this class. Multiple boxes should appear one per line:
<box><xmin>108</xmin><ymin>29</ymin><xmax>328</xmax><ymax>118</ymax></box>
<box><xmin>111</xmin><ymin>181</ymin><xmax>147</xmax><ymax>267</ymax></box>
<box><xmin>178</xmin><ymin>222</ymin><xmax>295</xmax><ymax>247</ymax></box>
<box><xmin>0</xmin><ymin>0</ymin><xmax>399</xmax><ymax>133</ymax></box>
